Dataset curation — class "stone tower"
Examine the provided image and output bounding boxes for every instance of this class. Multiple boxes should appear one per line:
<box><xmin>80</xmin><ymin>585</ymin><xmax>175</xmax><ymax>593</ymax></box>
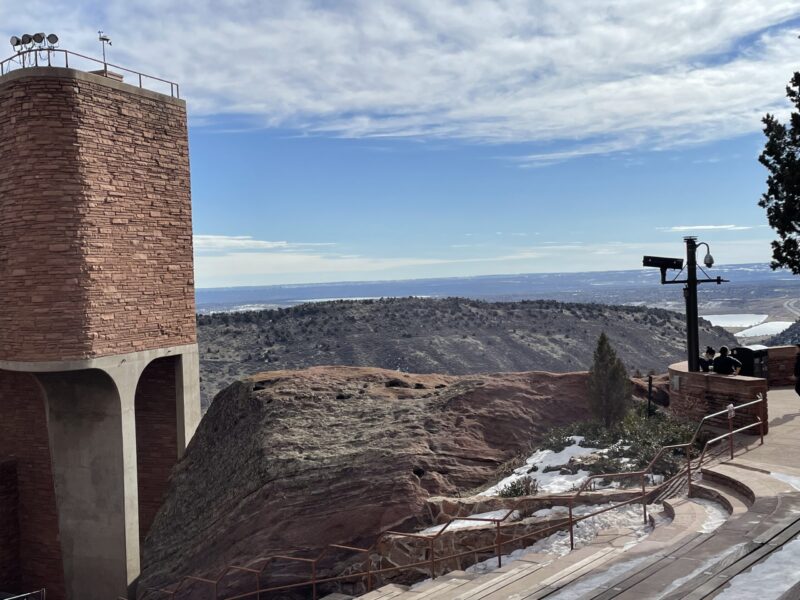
<box><xmin>0</xmin><ymin>63</ymin><xmax>201</xmax><ymax>599</ymax></box>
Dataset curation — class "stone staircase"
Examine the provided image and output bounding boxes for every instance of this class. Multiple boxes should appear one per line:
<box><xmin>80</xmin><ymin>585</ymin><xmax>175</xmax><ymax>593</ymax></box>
<box><xmin>327</xmin><ymin>460</ymin><xmax>800</xmax><ymax>600</ymax></box>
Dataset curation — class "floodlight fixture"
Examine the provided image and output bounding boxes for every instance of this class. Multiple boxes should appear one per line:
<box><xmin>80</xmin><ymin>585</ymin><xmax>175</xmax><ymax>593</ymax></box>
<box><xmin>46</xmin><ymin>33</ymin><xmax>58</xmax><ymax>45</ymax></box>
<box><xmin>9</xmin><ymin>36</ymin><xmax>21</xmax><ymax>48</ymax></box>
<box><xmin>21</xmin><ymin>34</ymin><xmax>32</xmax><ymax>45</ymax></box>
<box><xmin>642</xmin><ymin>256</ymin><xmax>683</xmax><ymax>271</ymax></box>
<box><xmin>32</xmin><ymin>32</ymin><xmax>45</xmax><ymax>44</ymax></box>
<box><xmin>642</xmin><ymin>237</ymin><xmax>727</xmax><ymax>372</ymax></box>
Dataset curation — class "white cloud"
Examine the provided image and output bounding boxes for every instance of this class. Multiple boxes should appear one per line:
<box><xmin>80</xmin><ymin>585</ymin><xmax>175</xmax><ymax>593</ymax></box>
<box><xmin>192</xmin><ymin>233</ymin><xmax>774</xmax><ymax>287</ymax></box>
<box><xmin>5</xmin><ymin>1</ymin><xmax>800</xmax><ymax>162</ymax></box>
<box><xmin>657</xmin><ymin>225</ymin><xmax>754</xmax><ymax>232</ymax></box>
<box><xmin>193</xmin><ymin>234</ymin><xmax>334</xmax><ymax>251</ymax></box>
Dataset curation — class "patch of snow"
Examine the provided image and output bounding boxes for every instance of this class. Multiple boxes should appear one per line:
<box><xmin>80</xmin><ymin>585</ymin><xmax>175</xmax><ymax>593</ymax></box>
<box><xmin>716</xmin><ymin>538</ymin><xmax>800</xmax><ymax>599</ymax></box>
<box><xmin>736</xmin><ymin>321</ymin><xmax>794</xmax><ymax>337</ymax></box>
<box><xmin>464</xmin><ymin>503</ymin><xmax>669</xmax><ymax>576</ymax></box>
<box><xmin>420</xmin><ymin>510</ymin><xmax>520</xmax><ymax>534</ymax></box>
<box><xmin>702</xmin><ymin>314</ymin><xmax>767</xmax><ymax>328</ymax></box>
<box><xmin>655</xmin><ymin>543</ymin><xmax>746</xmax><ymax>599</ymax></box>
<box><xmin>770</xmin><ymin>471</ymin><xmax>800</xmax><ymax>491</ymax></box>
<box><xmin>548</xmin><ymin>554</ymin><xmax>654</xmax><ymax>599</ymax></box>
<box><xmin>692</xmin><ymin>498</ymin><xmax>729</xmax><ymax>533</ymax></box>
<box><xmin>481</xmin><ymin>436</ymin><xmax>608</xmax><ymax>496</ymax></box>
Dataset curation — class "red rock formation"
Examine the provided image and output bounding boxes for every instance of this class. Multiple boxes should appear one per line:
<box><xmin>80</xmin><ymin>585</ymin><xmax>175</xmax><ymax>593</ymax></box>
<box><xmin>138</xmin><ymin>367</ymin><xmax>594</xmax><ymax>594</ymax></box>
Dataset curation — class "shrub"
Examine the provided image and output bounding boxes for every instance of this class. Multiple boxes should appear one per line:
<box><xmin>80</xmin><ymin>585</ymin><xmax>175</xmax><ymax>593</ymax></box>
<box><xmin>498</xmin><ymin>476</ymin><xmax>539</xmax><ymax>498</ymax></box>
<box><xmin>587</xmin><ymin>333</ymin><xmax>632</xmax><ymax>427</ymax></box>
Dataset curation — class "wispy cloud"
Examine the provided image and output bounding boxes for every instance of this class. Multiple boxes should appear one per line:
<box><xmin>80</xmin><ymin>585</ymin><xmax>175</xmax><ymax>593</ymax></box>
<box><xmin>193</xmin><ymin>235</ymin><xmax>335</xmax><ymax>251</ymax></box>
<box><xmin>7</xmin><ymin>1</ymin><xmax>800</xmax><ymax>163</ymax></box>
<box><xmin>657</xmin><ymin>225</ymin><xmax>754</xmax><ymax>232</ymax></box>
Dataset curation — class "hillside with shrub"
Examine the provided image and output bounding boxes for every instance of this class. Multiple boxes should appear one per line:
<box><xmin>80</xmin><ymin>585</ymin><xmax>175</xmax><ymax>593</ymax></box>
<box><xmin>197</xmin><ymin>297</ymin><xmax>734</xmax><ymax>406</ymax></box>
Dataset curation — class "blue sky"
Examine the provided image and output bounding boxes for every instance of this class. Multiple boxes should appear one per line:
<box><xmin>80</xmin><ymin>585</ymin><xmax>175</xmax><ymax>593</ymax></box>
<box><xmin>6</xmin><ymin>1</ymin><xmax>800</xmax><ymax>287</ymax></box>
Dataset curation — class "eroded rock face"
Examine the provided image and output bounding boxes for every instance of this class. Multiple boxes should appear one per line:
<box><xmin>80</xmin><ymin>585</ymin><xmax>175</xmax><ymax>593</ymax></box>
<box><xmin>138</xmin><ymin>366</ymin><xmax>593</xmax><ymax>594</ymax></box>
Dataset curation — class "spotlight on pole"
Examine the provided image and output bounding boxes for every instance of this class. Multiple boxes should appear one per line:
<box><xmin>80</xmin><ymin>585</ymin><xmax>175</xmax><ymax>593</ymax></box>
<box><xmin>643</xmin><ymin>237</ymin><xmax>728</xmax><ymax>372</ymax></box>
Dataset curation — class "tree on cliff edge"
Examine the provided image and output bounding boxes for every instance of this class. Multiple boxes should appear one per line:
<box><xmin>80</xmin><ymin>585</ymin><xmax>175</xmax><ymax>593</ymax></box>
<box><xmin>587</xmin><ymin>333</ymin><xmax>631</xmax><ymax>427</ymax></box>
<box><xmin>760</xmin><ymin>72</ymin><xmax>800</xmax><ymax>274</ymax></box>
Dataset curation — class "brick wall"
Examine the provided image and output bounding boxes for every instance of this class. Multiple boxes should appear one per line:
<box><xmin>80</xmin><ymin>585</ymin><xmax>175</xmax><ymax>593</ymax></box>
<box><xmin>667</xmin><ymin>363</ymin><xmax>768</xmax><ymax>434</ymax></box>
<box><xmin>767</xmin><ymin>345</ymin><xmax>798</xmax><ymax>388</ymax></box>
<box><xmin>0</xmin><ymin>460</ymin><xmax>20</xmax><ymax>592</ymax></box>
<box><xmin>0</xmin><ymin>68</ymin><xmax>196</xmax><ymax>362</ymax></box>
<box><xmin>0</xmin><ymin>370</ymin><xmax>65</xmax><ymax>598</ymax></box>
<box><xmin>135</xmin><ymin>356</ymin><xmax>178</xmax><ymax>543</ymax></box>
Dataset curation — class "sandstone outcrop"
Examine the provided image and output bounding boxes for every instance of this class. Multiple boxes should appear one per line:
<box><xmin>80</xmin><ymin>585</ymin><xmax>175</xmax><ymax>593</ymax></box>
<box><xmin>138</xmin><ymin>366</ymin><xmax>600</xmax><ymax>594</ymax></box>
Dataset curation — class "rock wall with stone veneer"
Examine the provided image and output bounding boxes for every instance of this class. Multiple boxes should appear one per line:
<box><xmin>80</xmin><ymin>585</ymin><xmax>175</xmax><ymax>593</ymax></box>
<box><xmin>0</xmin><ymin>460</ymin><xmax>21</xmax><ymax>591</ymax></box>
<box><xmin>767</xmin><ymin>345</ymin><xmax>798</xmax><ymax>388</ymax></box>
<box><xmin>0</xmin><ymin>370</ymin><xmax>65</xmax><ymax>598</ymax></box>
<box><xmin>667</xmin><ymin>362</ymin><xmax>768</xmax><ymax>433</ymax></box>
<box><xmin>0</xmin><ymin>68</ymin><xmax>196</xmax><ymax>362</ymax></box>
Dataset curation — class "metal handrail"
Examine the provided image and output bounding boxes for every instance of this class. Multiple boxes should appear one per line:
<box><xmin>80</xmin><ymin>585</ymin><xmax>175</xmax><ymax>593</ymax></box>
<box><xmin>0</xmin><ymin>48</ymin><xmax>179</xmax><ymax>97</ymax></box>
<box><xmin>135</xmin><ymin>395</ymin><xmax>767</xmax><ymax>600</ymax></box>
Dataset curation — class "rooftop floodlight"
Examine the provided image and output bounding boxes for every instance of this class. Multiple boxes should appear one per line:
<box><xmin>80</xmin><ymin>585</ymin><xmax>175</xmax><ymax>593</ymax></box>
<box><xmin>9</xmin><ymin>36</ymin><xmax>21</xmax><ymax>47</ymax></box>
<box><xmin>46</xmin><ymin>33</ymin><xmax>58</xmax><ymax>45</ymax></box>
<box><xmin>32</xmin><ymin>32</ymin><xmax>45</xmax><ymax>44</ymax></box>
<box><xmin>21</xmin><ymin>34</ymin><xmax>32</xmax><ymax>45</ymax></box>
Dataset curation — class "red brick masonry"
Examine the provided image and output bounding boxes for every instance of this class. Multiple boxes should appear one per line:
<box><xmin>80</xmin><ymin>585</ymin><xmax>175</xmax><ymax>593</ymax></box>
<box><xmin>0</xmin><ymin>371</ymin><xmax>65</xmax><ymax>599</ymax></box>
<box><xmin>0</xmin><ymin>68</ymin><xmax>196</xmax><ymax>362</ymax></box>
<box><xmin>135</xmin><ymin>356</ymin><xmax>179</xmax><ymax>543</ymax></box>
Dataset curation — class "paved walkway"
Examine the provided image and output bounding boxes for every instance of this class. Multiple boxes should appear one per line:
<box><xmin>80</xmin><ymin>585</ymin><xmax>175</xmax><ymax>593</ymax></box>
<box><xmin>735</xmin><ymin>386</ymin><xmax>800</xmax><ymax>477</ymax></box>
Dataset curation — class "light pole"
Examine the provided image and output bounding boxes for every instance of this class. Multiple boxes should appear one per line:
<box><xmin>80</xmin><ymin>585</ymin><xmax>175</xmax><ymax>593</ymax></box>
<box><xmin>643</xmin><ymin>237</ymin><xmax>727</xmax><ymax>372</ymax></box>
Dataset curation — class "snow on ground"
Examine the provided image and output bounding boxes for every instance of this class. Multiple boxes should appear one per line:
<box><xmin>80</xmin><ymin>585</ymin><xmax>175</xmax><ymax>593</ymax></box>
<box><xmin>702</xmin><ymin>314</ymin><xmax>767</xmax><ymax>328</ymax></box>
<box><xmin>420</xmin><ymin>510</ymin><xmax>521</xmax><ymax>534</ymax></box>
<box><xmin>716</xmin><ymin>537</ymin><xmax>800</xmax><ymax>599</ymax></box>
<box><xmin>770</xmin><ymin>471</ymin><xmax>800</xmax><ymax>491</ymax></box>
<box><xmin>464</xmin><ymin>503</ymin><xmax>668</xmax><ymax>575</ymax></box>
<box><xmin>481</xmin><ymin>436</ymin><xmax>606</xmax><ymax>496</ymax></box>
<box><xmin>655</xmin><ymin>543</ymin><xmax>746</xmax><ymax>599</ymax></box>
<box><xmin>735</xmin><ymin>321</ymin><xmax>794</xmax><ymax>337</ymax></box>
<box><xmin>692</xmin><ymin>498</ymin><xmax>729</xmax><ymax>533</ymax></box>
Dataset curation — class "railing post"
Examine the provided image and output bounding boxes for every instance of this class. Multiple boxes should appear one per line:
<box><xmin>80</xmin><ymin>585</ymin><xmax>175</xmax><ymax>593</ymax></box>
<box><xmin>568</xmin><ymin>502</ymin><xmax>575</xmax><ymax>550</ymax></box>
<box><xmin>312</xmin><ymin>562</ymin><xmax>317</xmax><ymax>600</ymax></box>
<box><xmin>641</xmin><ymin>473</ymin><xmax>647</xmax><ymax>524</ymax></box>
<box><xmin>727</xmin><ymin>403</ymin><xmax>735</xmax><ymax>460</ymax></box>
<box><xmin>687</xmin><ymin>448</ymin><xmax>693</xmax><ymax>495</ymax></box>
<box><xmin>495</xmin><ymin>521</ymin><xmax>502</xmax><ymax>568</ymax></box>
<box><xmin>429</xmin><ymin>538</ymin><xmax>436</xmax><ymax>581</ymax></box>
<box><xmin>366</xmin><ymin>552</ymin><xmax>373</xmax><ymax>591</ymax></box>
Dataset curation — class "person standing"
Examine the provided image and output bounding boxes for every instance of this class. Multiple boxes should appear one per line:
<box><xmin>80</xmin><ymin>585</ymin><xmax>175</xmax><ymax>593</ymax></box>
<box><xmin>712</xmin><ymin>346</ymin><xmax>742</xmax><ymax>375</ymax></box>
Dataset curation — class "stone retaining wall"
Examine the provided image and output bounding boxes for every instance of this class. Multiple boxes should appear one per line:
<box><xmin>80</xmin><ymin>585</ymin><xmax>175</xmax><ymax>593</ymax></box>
<box><xmin>667</xmin><ymin>361</ymin><xmax>768</xmax><ymax>434</ymax></box>
<box><xmin>767</xmin><ymin>345</ymin><xmax>797</xmax><ymax>388</ymax></box>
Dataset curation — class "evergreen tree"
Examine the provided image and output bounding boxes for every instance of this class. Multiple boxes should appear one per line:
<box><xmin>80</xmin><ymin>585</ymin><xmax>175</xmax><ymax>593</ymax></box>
<box><xmin>759</xmin><ymin>72</ymin><xmax>800</xmax><ymax>274</ymax></box>
<box><xmin>587</xmin><ymin>333</ymin><xmax>631</xmax><ymax>427</ymax></box>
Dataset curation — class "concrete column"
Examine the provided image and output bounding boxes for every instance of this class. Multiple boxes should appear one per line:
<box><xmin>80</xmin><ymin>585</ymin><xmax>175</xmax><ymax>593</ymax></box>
<box><xmin>36</xmin><ymin>369</ymin><xmax>140</xmax><ymax>600</ymax></box>
<box><xmin>176</xmin><ymin>347</ymin><xmax>201</xmax><ymax>457</ymax></box>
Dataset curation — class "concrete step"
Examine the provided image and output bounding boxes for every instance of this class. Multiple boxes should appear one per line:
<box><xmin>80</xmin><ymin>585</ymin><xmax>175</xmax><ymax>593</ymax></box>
<box><xmin>359</xmin><ymin>583</ymin><xmax>409</xmax><ymax>600</ymax></box>
<box><xmin>320</xmin><ymin>594</ymin><xmax>354</xmax><ymax>600</ymax></box>
<box><xmin>691</xmin><ymin>478</ymin><xmax>751</xmax><ymax>516</ymax></box>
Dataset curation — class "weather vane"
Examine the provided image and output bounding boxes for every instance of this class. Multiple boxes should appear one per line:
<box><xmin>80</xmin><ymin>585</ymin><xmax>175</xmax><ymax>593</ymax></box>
<box><xmin>98</xmin><ymin>30</ymin><xmax>112</xmax><ymax>65</ymax></box>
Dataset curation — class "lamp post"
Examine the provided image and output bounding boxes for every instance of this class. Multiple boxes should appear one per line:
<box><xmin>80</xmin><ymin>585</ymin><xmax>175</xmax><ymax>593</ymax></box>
<box><xmin>643</xmin><ymin>237</ymin><xmax>727</xmax><ymax>372</ymax></box>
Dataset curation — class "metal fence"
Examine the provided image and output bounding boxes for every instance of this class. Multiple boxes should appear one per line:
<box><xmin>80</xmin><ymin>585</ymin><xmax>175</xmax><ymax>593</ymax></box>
<box><xmin>0</xmin><ymin>49</ymin><xmax>179</xmax><ymax>98</ymax></box>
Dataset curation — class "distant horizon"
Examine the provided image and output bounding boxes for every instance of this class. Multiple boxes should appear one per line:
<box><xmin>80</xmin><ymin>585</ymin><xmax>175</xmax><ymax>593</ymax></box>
<box><xmin>195</xmin><ymin>260</ymin><xmax>777</xmax><ymax>292</ymax></box>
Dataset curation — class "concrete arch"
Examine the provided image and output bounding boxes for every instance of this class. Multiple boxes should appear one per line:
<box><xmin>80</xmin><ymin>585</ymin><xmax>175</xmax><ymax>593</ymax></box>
<box><xmin>34</xmin><ymin>368</ymin><xmax>139</xmax><ymax>600</ymax></box>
